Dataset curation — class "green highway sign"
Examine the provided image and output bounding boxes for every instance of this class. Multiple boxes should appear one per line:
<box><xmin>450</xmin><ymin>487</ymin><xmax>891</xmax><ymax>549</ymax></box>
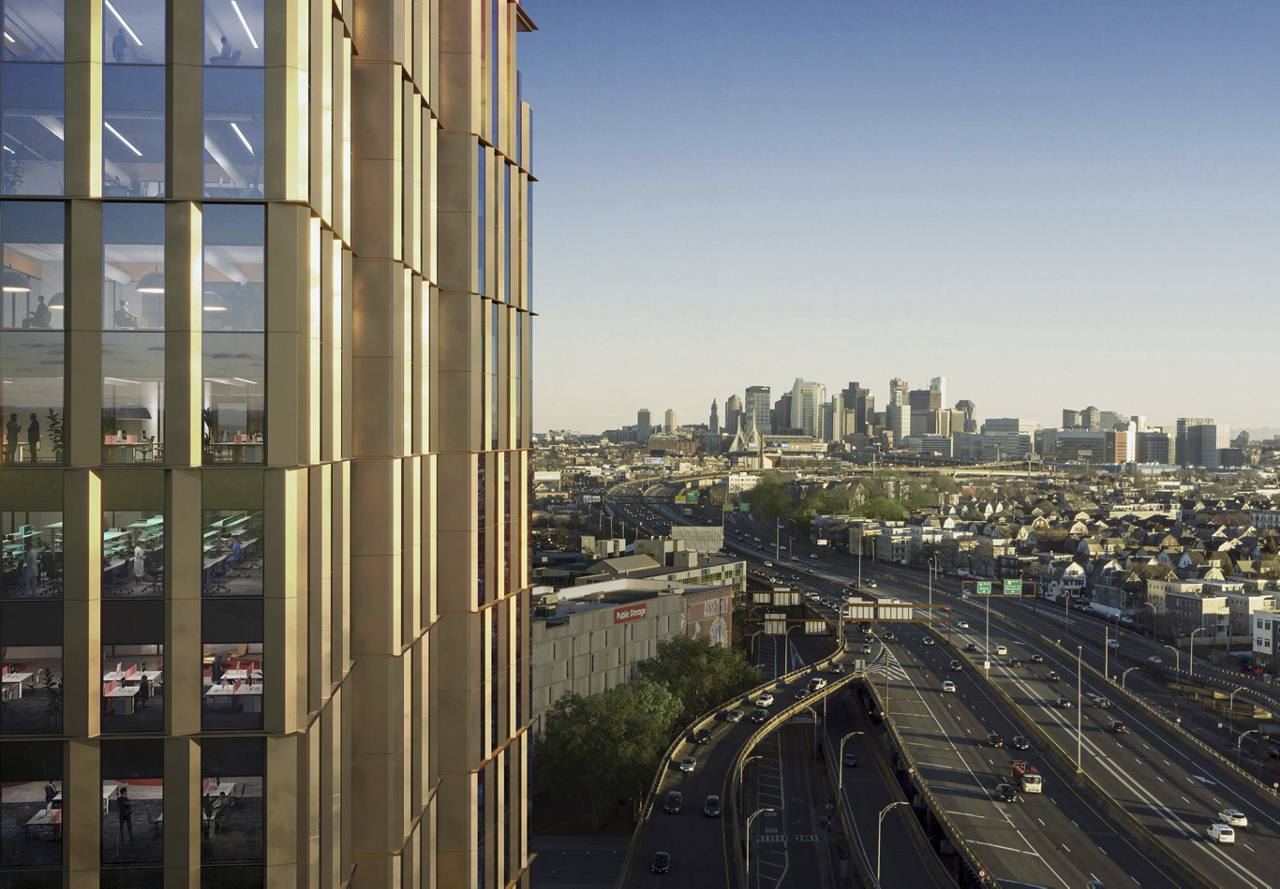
<box><xmin>975</xmin><ymin>581</ymin><xmax>992</xmax><ymax>596</ymax></box>
<box><xmin>1003</xmin><ymin>579</ymin><xmax>1023</xmax><ymax>596</ymax></box>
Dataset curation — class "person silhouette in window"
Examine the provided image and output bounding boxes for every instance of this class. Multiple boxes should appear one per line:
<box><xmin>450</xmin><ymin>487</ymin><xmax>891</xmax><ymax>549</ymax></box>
<box><xmin>4</xmin><ymin>413</ymin><xmax>18</xmax><ymax>464</ymax></box>
<box><xmin>112</xmin><ymin>27</ymin><xmax>128</xmax><ymax>63</ymax></box>
<box><xmin>26</xmin><ymin>412</ymin><xmax>39</xmax><ymax>462</ymax></box>
<box><xmin>30</xmin><ymin>294</ymin><xmax>51</xmax><ymax>328</ymax></box>
<box><xmin>114</xmin><ymin>299</ymin><xmax>139</xmax><ymax>329</ymax></box>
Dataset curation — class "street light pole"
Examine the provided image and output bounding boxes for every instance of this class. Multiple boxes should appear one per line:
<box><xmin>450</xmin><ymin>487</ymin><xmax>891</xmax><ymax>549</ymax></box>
<box><xmin>738</xmin><ymin>754</ymin><xmax>764</xmax><ymax>792</ymax></box>
<box><xmin>927</xmin><ymin>558</ymin><xmax>933</xmax><ymax>630</ymax></box>
<box><xmin>838</xmin><ymin>731</ymin><xmax>865</xmax><ymax>794</ymax></box>
<box><xmin>876</xmin><ymin>801</ymin><xmax>909</xmax><ymax>882</ymax></box>
<box><xmin>1121</xmin><ymin>666</ymin><xmax>1139</xmax><ymax>689</ymax></box>
<box><xmin>1076</xmin><ymin>644</ymin><xmax>1083</xmax><ymax>772</ymax></box>
<box><xmin>785</xmin><ymin>625</ymin><xmax>800</xmax><ymax>675</ymax></box>
<box><xmin>745</xmin><ymin>806</ymin><xmax>776</xmax><ymax>879</ymax></box>
<box><xmin>1229</xmin><ymin>686</ymin><xmax>1245</xmax><ymax>737</ymax></box>
<box><xmin>984</xmin><ymin>589</ymin><xmax>991</xmax><ymax>673</ymax></box>
<box><xmin>1236</xmin><ymin>729</ymin><xmax>1258</xmax><ymax>764</ymax></box>
<box><xmin>1104</xmin><ymin>626</ymin><xmax>1109</xmax><ymax>680</ymax></box>
<box><xmin>1190</xmin><ymin>627</ymin><xmax>1206</xmax><ymax>677</ymax></box>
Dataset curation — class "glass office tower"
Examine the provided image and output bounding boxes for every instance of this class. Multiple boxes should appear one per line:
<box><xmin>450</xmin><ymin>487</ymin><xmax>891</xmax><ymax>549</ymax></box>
<box><xmin>0</xmin><ymin>1</ymin><xmax>536</xmax><ymax>887</ymax></box>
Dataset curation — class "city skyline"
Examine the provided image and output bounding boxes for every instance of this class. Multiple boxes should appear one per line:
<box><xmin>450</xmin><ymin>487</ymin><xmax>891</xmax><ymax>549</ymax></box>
<box><xmin>523</xmin><ymin>0</ymin><xmax>1280</xmax><ymax>433</ymax></box>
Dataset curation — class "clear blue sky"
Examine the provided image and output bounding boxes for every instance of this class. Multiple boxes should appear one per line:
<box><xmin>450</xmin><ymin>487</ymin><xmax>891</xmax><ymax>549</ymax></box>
<box><xmin>520</xmin><ymin>0</ymin><xmax>1280</xmax><ymax>434</ymax></box>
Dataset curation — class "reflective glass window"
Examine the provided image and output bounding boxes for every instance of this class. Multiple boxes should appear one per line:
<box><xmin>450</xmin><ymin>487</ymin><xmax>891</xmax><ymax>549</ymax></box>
<box><xmin>202</xmin><ymin>0</ymin><xmax>264</xmax><ymax>199</ymax></box>
<box><xmin>0</xmin><ymin>468</ymin><xmax>61</xmax><ymax>599</ymax></box>
<box><xmin>503</xmin><ymin>164</ymin><xmax>510</xmax><ymax>303</ymax></box>
<box><xmin>2</xmin><ymin>0</ymin><xmax>64</xmax><ymax>61</ymax></box>
<box><xmin>477</xmin><ymin>145</ymin><xmax>485</xmax><ymax>295</ymax></box>
<box><xmin>100</xmin><ymin>739</ymin><xmax>163</xmax><ymax>881</ymax></box>
<box><xmin>0</xmin><ymin>65</ymin><xmax>64</xmax><ymax>197</ymax></box>
<box><xmin>102</xmin><ymin>0</ymin><xmax>164</xmax><ymax>63</ymax></box>
<box><xmin>202</xmin><ymin>508</ymin><xmax>263</xmax><ymax>596</ymax></box>
<box><xmin>199</xmin><ymin>737</ymin><xmax>264</xmax><ymax>887</ymax></box>
<box><xmin>0</xmin><ymin>199</ymin><xmax>63</xmax><ymax>330</ymax></box>
<box><xmin>102</xmin><ymin>503</ymin><xmax>164</xmax><ymax>600</ymax></box>
<box><xmin>202</xmin><ymin>598</ymin><xmax>263</xmax><ymax>731</ymax></box>
<box><xmin>0</xmin><ymin>741</ymin><xmax>62</xmax><ymax>887</ymax></box>
<box><xmin>101</xmin><ymin>600</ymin><xmax>164</xmax><ymax>733</ymax></box>
<box><xmin>103</xmin><ymin>64</ymin><xmax>164</xmax><ymax>197</ymax></box>
<box><xmin>0</xmin><ymin>600</ymin><xmax>61</xmax><ymax>734</ymax></box>
<box><xmin>202</xmin><ymin>204</ymin><xmax>264</xmax><ymax>463</ymax></box>
<box><xmin>102</xmin><ymin>334</ymin><xmax>164</xmax><ymax>463</ymax></box>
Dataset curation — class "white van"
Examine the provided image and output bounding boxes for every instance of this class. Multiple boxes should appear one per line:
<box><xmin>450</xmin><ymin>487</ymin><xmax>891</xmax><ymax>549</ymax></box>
<box><xmin>994</xmin><ymin>645</ymin><xmax>1008</xmax><ymax>657</ymax></box>
<box><xmin>1207</xmin><ymin>823</ymin><xmax>1236</xmax><ymax>844</ymax></box>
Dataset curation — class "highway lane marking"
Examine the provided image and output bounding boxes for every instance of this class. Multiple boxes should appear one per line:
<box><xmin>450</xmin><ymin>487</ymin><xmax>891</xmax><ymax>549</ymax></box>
<box><xmin>1036</xmin><ymin>818</ymin><xmax>1045</xmax><ymax>826</ymax></box>
<box><xmin>885</xmin><ymin>646</ymin><xmax>1071</xmax><ymax>889</ymax></box>
<box><xmin>988</xmin><ymin>659</ymin><xmax>1272</xmax><ymax>888</ymax></box>
<box><xmin>968</xmin><ymin>840</ymin><xmax>1041</xmax><ymax>856</ymax></box>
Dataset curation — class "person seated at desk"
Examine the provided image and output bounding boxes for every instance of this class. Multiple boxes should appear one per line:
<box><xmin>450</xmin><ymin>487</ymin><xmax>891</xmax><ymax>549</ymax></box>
<box><xmin>113</xmin><ymin>299</ymin><xmax>141</xmax><ymax>329</ymax></box>
<box><xmin>209</xmin><ymin>35</ymin><xmax>241</xmax><ymax>65</ymax></box>
<box><xmin>210</xmin><ymin>655</ymin><xmax>226</xmax><ymax>685</ymax></box>
<box><xmin>44</xmin><ymin>781</ymin><xmax>57</xmax><ymax>809</ymax></box>
<box><xmin>27</xmin><ymin>295</ymin><xmax>51</xmax><ymax>329</ymax></box>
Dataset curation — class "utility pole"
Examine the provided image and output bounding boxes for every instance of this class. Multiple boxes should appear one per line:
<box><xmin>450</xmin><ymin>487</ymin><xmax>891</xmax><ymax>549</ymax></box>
<box><xmin>1104</xmin><ymin>626</ymin><xmax>1109</xmax><ymax>679</ymax></box>
<box><xmin>775</xmin><ymin>518</ymin><xmax>780</xmax><ymax>562</ymax></box>
<box><xmin>927</xmin><ymin>558</ymin><xmax>933</xmax><ymax>629</ymax></box>
<box><xmin>984</xmin><ymin>589</ymin><xmax>991</xmax><ymax>673</ymax></box>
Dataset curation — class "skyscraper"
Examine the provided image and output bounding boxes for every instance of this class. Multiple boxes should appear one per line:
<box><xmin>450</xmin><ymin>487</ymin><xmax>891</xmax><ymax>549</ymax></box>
<box><xmin>954</xmin><ymin>400</ymin><xmax>977</xmax><ymax>433</ymax></box>
<box><xmin>1062</xmin><ymin>409</ymin><xmax>1081</xmax><ymax>429</ymax></box>
<box><xmin>841</xmin><ymin>382</ymin><xmax>874</xmax><ymax>435</ymax></box>
<box><xmin>929</xmin><ymin>375</ymin><xmax>947</xmax><ymax>405</ymax></box>
<box><xmin>888</xmin><ymin>378</ymin><xmax>909</xmax><ymax>407</ymax></box>
<box><xmin>0</xmin><ymin>4</ymin><xmax>537</xmax><ymax>888</ymax></box>
<box><xmin>743</xmin><ymin>386</ymin><xmax>771</xmax><ymax>435</ymax></box>
<box><xmin>637</xmin><ymin>408</ymin><xmax>652</xmax><ymax>438</ymax></box>
<box><xmin>1082</xmin><ymin>405</ymin><xmax>1101</xmax><ymax>430</ymax></box>
<box><xmin>1176</xmin><ymin>417</ymin><xmax>1214</xmax><ymax>466</ymax></box>
<box><xmin>789</xmin><ymin>378</ymin><xmax>826</xmax><ymax>438</ymax></box>
<box><xmin>709</xmin><ymin>399</ymin><xmax>720</xmax><ymax>437</ymax></box>
<box><xmin>664</xmin><ymin>408</ymin><xmax>677</xmax><ymax>433</ymax></box>
<box><xmin>724</xmin><ymin>393</ymin><xmax>744</xmax><ymax>437</ymax></box>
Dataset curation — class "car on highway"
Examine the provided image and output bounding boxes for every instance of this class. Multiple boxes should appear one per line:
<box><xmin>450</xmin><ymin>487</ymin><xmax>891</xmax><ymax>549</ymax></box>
<box><xmin>678</xmin><ymin>756</ymin><xmax>696</xmax><ymax>772</ymax></box>
<box><xmin>1147</xmin><ymin>656</ymin><xmax>1163</xmax><ymax>666</ymax></box>
<box><xmin>995</xmin><ymin>782</ymin><xmax>1018</xmax><ymax>803</ymax></box>
<box><xmin>941</xmin><ymin>680</ymin><xmax>957</xmax><ymax>693</ymax></box>
<box><xmin>650</xmin><ymin>851</ymin><xmax>672</xmax><ymax>873</ymax></box>
<box><xmin>882</xmin><ymin>631</ymin><xmax>896</xmax><ymax>641</ymax></box>
<box><xmin>1206</xmin><ymin>823</ymin><xmax>1236</xmax><ymax>844</ymax></box>
<box><xmin>750</xmin><ymin>709</ymin><xmax>769</xmax><ymax>724</ymax></box>
<box><xmin>1106</xmin><ymin>720</ymin><xmax>1128</xmax><ymax>734</ymax></box>
<box><xmin>964</xmin><ymin>642</ymin><xmax>978</xmax><ymax>653</ymax></box>
<box><xmin>829</xmin><ymin>664</ymin><xmax>847</xmax><ymax>676</ymax></box>
<box><xmin>703</xmin><ymin>795</ymin><xmax>722</xmax><ymax>818</ymax></box>
<box><xmin>690</xmin><ymin>728</ymin><xmax>710</xmax><ymax>744</ymax></box>
<box><xmin>859</xmin><ymin>644</ymin><xmax>873</xmax><ymax>655</ymax></box>
<box><xmin>1007</xmin><ymin>657</ymin><xmax>1022</xmax><ymax>667</ymax></box>
<box><xmin>795</xmin><ymin>688</ymin><xmax>812</xmax><ymax>701</ymax></box>
<box><xmin>994</xmin><ymin>644</ymin><xmax>1008</xmax><ymax>656</ymax></box>
<box><xmin>1107</xmin><ymin>639</ymin><xmax>1119</xmax><ymax>650</ymax></box>
<box><xmin>663</xmin><ymin>791</ymin><xmax>683</xmax><ymax>814</ymax></box>
<box><xmin>810</xmin><ymin>554</ymin><xmax>820</xmax><ymax>560</ymax></box>
<box><xmin>808</xmin><ymin>677</ymin><xmax>828</xmax><ymax>692</ymax></box>
<box><xmin>956</xmin><ymin>621</ymin><xmax>970</xmax><ymax>629</ymax></box>
<box><xmin>985</xmin><ymin>732</ymin><xmax>1004</xmax><ymax>748</ymax></box>
<box><xmin>842</xmin><ymin>752</ymin><xmax>858</xmax><ymax>767</ymax></box>
<box><xmin>1217</xmin><ymin>808</ymin><xmax>1248</xmax><ymax>828</ymax></box>
<box><xmin>1046</xmin><ymin>670</ymin><xmax>1060</xmax><ymax>682</ymax></box>
<box><xmin>725</xmin><ymin>709</ymin><xmax>744</xmax><ymax>723</ymax></box>
<box><xmin>868</xmin><ymin>579</ymin><xmax>878</xmax><ymax>588</ymax></box>
<box><xmin>1054</xmin><ymin>697</ymin><xmax>1072</xmax><ymax>709</ymax></box>
<box><xmin>1030</xmin><ymin>654</ymin><xmax>1045</xmax><ymax>664</ymax></box>
<box><xmin>1010</xmin><ymin>735</ymin><xmax>1030</xmax><ymax>751</ymax></box>
<box><xmin>755</xmin><ymin>693</ymin><xmax>774</xmax><ymax>708</ymax></box>
<box><xmin>922</xmin><ymin>638</ymin><xmax>935</xmax><ymax>646</ymax></box>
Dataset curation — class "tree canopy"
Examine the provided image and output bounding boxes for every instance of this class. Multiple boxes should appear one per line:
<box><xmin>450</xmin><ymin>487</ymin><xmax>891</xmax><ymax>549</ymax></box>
<box><xmin>636</xmin><ymin>636</ymin><xmax>762</xmax><ymax>721</ymax></box>
<box><xmin>533</xmin><ymin>678</ymin><xmax>682</xmax><ymax>828</ymax></box>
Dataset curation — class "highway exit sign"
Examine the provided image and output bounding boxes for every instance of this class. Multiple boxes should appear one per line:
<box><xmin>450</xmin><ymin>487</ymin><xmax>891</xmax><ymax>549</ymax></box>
<box><xmin>975</xmin><ymin>581</ymin><xmax>992</xmax><ymax>596</ymax></box>
<box><xmin>1002</xmin><ymin>579</ymin><xmax>1023</xmax><ymax>596</ymax></box>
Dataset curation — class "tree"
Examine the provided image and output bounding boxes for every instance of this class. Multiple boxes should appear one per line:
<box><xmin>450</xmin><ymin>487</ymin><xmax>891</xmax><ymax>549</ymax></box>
<box><xmin>636</xmin><ymin>636</ymin><xmax>762</xmax><ymax>721</ymax></box>
<box><xmin>533</xmin><ymin>678</ymin><xmax>681</xmax><ymax>828</ymax></box>
<box><xmin>744</xmin><ymin>472</ymin><xmax>792</xmax><ymax>519</ymax></box>
<box><xmin>853</xmin><ymin>497</ymin><xmax>908</xmax><ymax>522</ymax></box>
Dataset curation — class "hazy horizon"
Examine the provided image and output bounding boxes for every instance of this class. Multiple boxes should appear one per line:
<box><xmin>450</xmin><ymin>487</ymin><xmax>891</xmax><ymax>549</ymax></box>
<box><xmin>522</xmin><ymin>0</ymin><xmax>1280</xmax><ymax>434</ymax></box>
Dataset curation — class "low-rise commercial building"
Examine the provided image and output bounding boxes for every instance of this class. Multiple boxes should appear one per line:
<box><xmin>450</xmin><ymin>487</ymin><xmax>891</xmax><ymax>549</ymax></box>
<box><xmin>529</xmin><ymin>581</ymin><xmax>735</xmax><ymax>731</ymax></box>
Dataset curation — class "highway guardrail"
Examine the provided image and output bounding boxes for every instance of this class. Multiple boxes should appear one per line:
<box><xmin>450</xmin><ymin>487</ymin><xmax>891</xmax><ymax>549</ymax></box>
<box><xmin>929</xmin><ymin>623</ymin><xmax>1214</xmax><ymax>889</ymax></box>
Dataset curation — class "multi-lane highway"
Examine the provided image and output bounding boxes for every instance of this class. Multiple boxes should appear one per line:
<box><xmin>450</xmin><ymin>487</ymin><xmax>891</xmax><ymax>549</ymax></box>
<box><xmin>879</xmin><ymin>625</ymin><xmax>1184</xmax><ymax>888</ymax></box>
